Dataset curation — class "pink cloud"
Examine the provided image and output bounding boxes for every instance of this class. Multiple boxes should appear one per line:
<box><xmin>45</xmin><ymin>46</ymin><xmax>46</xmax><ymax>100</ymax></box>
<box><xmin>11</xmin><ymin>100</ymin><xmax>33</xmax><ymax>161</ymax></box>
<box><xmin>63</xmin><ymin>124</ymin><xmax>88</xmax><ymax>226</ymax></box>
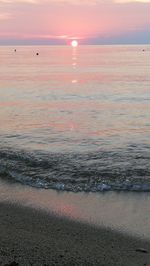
<box><xmin>0</xmin><ymin>0</ymin><xmax>150</xmax><ymax>43</ymax></box>
<box><xmin>0</xmin><ymin>12</ymin><xmax>12</xmax><ymax>20</ymax></box>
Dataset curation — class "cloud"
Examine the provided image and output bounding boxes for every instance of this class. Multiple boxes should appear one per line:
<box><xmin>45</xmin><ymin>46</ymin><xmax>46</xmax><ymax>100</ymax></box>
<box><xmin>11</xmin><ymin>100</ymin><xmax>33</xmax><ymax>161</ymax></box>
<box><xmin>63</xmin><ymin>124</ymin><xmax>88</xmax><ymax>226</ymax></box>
<box><xmin>0</xmin><ymin>0</ymin><xmax>38</xmax><ymax>4</ymax></box>
<box><xmin>0</xmin><ymin>12</ymin><xmax>11</xmax><ymax>19</ymax></box>
<box><xmin>0</xmin><ymin>0</ymin><xmax>150</xmax><ymax>5</ymax></box>
<box><xmin>0</xmin><ymin>0</ymin><xmax>150</xmax><ymax>44</ymax></box>
<box><xmin>0</xmin><ymin>0</ymin><xmax>100</xmax><ymax>5</ymax></box>
<box><xmin>116</xmin><ymin>0</ymin><xmax>150</xmax><ymax>2</ymax></box>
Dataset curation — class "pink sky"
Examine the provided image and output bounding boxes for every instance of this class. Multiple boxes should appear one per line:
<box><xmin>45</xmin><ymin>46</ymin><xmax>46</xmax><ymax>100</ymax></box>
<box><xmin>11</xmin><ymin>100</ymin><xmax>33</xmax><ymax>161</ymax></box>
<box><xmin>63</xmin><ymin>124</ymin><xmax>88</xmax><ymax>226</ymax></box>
<box><xmin>0</xmin><ymin>0</ymin><xmax>150</xmax><ymax>44</ymax></box>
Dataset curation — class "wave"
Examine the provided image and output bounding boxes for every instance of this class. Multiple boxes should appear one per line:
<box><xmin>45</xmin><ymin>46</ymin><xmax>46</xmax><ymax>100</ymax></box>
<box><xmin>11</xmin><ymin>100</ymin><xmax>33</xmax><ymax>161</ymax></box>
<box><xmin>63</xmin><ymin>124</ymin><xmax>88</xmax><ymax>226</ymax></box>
<box><xmin>0</xmin><ymin>146</ymin><xmax>150</xmax><ymax>192</ymax></box>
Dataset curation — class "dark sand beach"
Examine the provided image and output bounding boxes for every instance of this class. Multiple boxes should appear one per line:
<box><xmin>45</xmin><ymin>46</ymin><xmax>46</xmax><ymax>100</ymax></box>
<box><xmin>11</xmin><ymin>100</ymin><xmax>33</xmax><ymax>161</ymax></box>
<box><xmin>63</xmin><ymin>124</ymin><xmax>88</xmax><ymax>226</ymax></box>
<box><xmin>0</xmin><ymin>201</ymin><xmax>150</xmax><ymax>266</ymax></box>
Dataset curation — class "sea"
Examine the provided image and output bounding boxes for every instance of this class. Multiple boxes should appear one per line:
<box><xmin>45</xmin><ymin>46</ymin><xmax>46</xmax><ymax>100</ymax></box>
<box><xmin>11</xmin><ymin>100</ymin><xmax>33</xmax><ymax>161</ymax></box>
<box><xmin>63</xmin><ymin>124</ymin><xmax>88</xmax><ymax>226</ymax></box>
<box><xmin>0</xmin><ymin>45</ymin><xmax>150</xmax><ymax>192</ymax></box>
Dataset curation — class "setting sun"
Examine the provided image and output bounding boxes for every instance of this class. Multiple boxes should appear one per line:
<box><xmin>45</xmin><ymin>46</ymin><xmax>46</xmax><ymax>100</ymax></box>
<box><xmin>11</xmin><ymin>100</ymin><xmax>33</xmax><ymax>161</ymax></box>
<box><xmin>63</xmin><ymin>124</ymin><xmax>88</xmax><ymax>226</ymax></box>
<box><xmin>71</xmin><ymin>40</ymin><xmax>78</xmax><ymax>47</ymax></box>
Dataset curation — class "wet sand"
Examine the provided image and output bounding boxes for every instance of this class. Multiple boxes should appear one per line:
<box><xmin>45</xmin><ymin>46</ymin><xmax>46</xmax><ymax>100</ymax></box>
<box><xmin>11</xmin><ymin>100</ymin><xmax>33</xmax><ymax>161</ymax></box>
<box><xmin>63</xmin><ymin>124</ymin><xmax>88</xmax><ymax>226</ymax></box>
<box><xmin>0</xmin><ymin>201</ymin><xmax>150</xmax><ymax>266</ymax></box>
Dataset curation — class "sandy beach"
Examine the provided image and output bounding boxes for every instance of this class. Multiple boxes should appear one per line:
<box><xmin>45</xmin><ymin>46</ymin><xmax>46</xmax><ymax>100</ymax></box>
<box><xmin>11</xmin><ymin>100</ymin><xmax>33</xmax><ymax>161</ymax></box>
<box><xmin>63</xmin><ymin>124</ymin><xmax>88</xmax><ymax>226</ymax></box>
<box><xmin>0</xmin><ymin>201</ymin><xmax>150</xmax><ymax>266</ymax></box>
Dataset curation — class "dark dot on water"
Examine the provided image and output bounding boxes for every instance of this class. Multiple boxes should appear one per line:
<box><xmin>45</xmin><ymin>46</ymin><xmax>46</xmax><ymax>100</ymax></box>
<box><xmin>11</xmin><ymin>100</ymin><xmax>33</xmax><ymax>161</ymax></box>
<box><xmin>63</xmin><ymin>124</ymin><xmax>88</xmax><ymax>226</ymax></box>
<box><xmin>36</xmin><ymin>53</ymin><xmax>39</xmax><ymax>55</ymax></box>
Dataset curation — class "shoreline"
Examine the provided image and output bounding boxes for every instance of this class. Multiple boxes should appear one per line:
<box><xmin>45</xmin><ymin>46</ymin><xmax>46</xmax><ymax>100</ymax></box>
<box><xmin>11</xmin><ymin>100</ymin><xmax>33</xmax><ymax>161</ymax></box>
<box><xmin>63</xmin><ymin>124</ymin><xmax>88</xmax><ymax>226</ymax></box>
<box><xmin>1</xmin><ymin>178</ymin><xmax>150</xmax><ymax>240</ymax></box>
<box><xmin>0</xmin><ymin>201</ymin><xmax>150</xmax><ymax>266</ymax></box>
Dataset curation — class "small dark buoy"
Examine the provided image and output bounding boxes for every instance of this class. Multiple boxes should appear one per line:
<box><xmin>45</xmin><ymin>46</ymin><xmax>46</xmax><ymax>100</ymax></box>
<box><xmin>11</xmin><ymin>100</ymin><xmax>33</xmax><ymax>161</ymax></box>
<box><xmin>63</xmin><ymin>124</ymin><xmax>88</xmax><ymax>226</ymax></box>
<box><xmin>136</xmin><ymin>248</ymin><xmax>148</xmax><ymax>253</ymax></box>
<box><xmin>14</xmin><ymin>49</ymin><xmax>16</xmax><ymax>52</ymax></box>
<box><xmin>142</xmin><ymin>49</ymin><xmax>145</xmax><ymax>52</ymax></box>
<box><xmin>36</xmin><ymin>52</ymin><xmax>39</xmax><ymax>56</ymax></box>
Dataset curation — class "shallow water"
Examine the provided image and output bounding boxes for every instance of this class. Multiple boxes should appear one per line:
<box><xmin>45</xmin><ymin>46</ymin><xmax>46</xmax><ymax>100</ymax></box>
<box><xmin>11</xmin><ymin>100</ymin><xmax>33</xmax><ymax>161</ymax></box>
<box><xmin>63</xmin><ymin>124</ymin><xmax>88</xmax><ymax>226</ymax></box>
<box><xmin>0</xmin><ymin>45</ymin><xmax>150</xmax><ymax>191</ymax></box>
<box><xmin>1</xmin><ymin>179</ymin><xmax>150</xmax><ymax>240</ymax></box>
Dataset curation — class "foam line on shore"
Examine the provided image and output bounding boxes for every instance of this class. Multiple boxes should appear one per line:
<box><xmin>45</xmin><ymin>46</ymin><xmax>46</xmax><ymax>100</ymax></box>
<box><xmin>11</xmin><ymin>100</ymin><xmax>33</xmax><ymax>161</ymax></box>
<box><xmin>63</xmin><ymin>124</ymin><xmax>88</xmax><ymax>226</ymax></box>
<box><xmin>0</xmin><ymin>178</ymin><xmax>150</xmax><ymax>240</ymax></box>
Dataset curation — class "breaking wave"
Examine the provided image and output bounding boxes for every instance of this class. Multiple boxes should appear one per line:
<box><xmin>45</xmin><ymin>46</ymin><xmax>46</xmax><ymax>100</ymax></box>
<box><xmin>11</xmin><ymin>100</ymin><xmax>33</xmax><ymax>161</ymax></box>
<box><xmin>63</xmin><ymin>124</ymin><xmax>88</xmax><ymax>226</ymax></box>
<box><xmin>0</xmin><ymin>145</ymin><xmax>150</xmax><ymax>192</ymax></box>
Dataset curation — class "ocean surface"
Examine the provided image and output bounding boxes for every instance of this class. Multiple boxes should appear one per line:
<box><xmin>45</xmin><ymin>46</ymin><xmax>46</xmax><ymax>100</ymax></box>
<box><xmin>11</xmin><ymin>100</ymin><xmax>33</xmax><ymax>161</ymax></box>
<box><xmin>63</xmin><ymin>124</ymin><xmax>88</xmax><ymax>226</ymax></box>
<box><xmin>0</xmin><ymin>45</ymin><xmax>149</xmax><ymax>192</ymax></box>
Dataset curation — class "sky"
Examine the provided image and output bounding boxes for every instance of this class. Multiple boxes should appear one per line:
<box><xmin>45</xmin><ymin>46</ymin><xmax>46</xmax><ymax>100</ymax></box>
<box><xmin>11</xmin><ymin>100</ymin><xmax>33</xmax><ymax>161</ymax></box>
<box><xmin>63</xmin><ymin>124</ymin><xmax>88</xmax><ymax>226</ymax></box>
<box><xmin>0</xmin><ymin>0</ymin><xmax>150</xmax><ymax>45</ymax></box>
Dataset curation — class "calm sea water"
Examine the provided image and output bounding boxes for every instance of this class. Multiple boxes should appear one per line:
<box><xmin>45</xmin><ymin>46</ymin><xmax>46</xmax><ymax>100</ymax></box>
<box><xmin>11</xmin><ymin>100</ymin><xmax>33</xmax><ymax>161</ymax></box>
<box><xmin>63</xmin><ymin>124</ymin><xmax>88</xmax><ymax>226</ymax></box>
<box><xmin>0</xmin><ymin>45</ymin><xmax>150</xmax><ymax>192</ymax></box>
